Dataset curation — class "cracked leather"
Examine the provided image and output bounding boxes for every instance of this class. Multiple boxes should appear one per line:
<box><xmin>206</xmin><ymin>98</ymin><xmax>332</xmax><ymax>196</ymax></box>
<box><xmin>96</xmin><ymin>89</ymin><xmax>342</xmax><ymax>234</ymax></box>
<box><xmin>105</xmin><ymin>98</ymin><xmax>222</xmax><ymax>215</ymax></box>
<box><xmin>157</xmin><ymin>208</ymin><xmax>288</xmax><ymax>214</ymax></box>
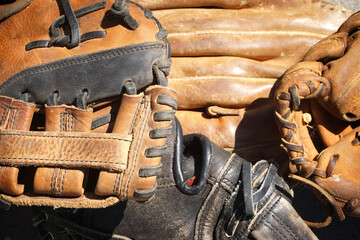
<box><xmin>40</xmin><ymin>121</ymin><xmax>317</xmax><ymax>240</ymax></box>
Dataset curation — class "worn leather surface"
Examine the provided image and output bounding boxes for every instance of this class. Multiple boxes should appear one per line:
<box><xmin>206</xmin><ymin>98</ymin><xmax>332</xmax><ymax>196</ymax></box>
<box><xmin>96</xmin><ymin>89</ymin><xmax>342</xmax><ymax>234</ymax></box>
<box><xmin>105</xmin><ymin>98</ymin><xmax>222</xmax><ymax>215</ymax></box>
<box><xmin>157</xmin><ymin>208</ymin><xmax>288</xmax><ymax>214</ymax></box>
<box><xmin>37</xmin><ymin>123</ymin><xmax>317</xmax><ymax>239</ymax></box>
<box><xmin>153</xmin><ymin>3</ymin><xmax>350</xmax><ymax>58</ymax></box>
<box><xmin>0</xmin><ymin>86</ymin><xmax>177</xmax><ymax>207</ymax></box>
<box><xmin>135</xmin><ymin>0</ymin><xmax>349</xmax><ymax>10</ymax></box>
<box><xmin>33</xmin><ymin>106</ymin><xmax>93</xmax><ymax>197</ymax></box>
<box><xmin>303</xmin><ymin>11</ymin><xmax>360</xmax><ymax>122</ymax></box>
<box><xmin>0</xmin><ymin>96</ymin><xmax>35</xmax><ymax>196</ymax></box>
<box><xmin>0</xmin><ymin>0</ymin><xmax>168</xmax><ymax>106</ymax></box>
<box><xmin>175</xmin><ymin>104</ymin><xmax>292</xmax><ymax>176</ymax></box>
<box><xmin>0</xmin><ymin>0</ymin><xmax>31</xmax><ymax>21</ymax></box>
<box><xmin>0</xmin><ymin>0</ymin><xmax>176</xmax><ymax>207</ymax></box>
<box><xmin>313</xmin><ymin>125</ymin><xmax>360</xmax><ymax>217</ymax></box>
<box><xmin>272</xmin><ymin>9</ymin><xmax>360</xmax><ymax>224</ymax></box>
<box><xmin>128</xmin><ymin>0</ymin><xmax>353</xmax><ymax>158</ymax></box>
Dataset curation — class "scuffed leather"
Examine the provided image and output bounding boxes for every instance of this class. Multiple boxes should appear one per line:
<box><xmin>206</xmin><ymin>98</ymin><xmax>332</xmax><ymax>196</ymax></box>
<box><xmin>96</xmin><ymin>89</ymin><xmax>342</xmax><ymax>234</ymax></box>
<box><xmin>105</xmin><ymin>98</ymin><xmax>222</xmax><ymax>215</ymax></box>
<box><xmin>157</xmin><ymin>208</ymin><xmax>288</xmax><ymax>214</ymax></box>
<box><xmin>134</xmin><ymin>0</ymin><xmax>347</xmax><ymax>10</ymax></box>
<box><xmin>0</xmin><ymin>96</ymin><xmax>35</xmax><ymax>196</ymax></box>
<box><xmin>37</xmin><ymin>122</ymin><xmax>317</xmax><ymax>240</ymax></box>
<box><xmin>129</xmin><ymin>0</ymin><xmax>353</xmax><ymax>162</ymax></box>
<box><xmin>0</xmin><ymin>0</ymin><xmax>169</xmax><ymax>106</ymax></box>
<box><xmin>303</xmin><ymin>11</ymin><xmax>360</xmax><ymax>122</ymax></box>
<box><xmin>0</xmin><ymin>86</ymin><xmax>177</xmax><ymax>207</ymax></box>
<box><xmin>313</xmin><ymin>125</ymin><xmax>360</xmax><ymax>217</ymax></box>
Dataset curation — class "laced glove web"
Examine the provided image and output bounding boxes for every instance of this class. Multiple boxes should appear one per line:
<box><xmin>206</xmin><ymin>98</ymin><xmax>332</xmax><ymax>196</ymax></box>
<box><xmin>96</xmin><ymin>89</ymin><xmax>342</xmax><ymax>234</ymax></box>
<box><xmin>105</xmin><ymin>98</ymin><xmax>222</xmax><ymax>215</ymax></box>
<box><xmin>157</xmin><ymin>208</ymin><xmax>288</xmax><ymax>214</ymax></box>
<box><xmin>0</xmin><ymin>0</ymin><xmax>174</xmax><ymax>208</ymax></box>
<box><xmin>274</xmin><ymin>10</ymin><xmax>360</xmax><ymax>226</ymax></box>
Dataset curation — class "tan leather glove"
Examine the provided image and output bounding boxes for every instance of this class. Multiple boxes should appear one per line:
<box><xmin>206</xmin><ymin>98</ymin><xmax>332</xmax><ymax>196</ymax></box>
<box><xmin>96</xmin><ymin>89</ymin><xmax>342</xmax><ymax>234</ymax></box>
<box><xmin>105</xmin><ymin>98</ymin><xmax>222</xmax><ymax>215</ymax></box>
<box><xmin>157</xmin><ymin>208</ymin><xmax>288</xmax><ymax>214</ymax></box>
<box><xmin>0</xmin><ymin>0</ymin><xmax>176</xmax><ymax>208</ymax></box>
<box><xmin>274</xmin><ymin>10</ymin><xmax>360</xmax><ymax>225</ymax></box>
<box><xmin>131</xmin><ymin>0</ymin><xmax>352</xmax><ymax>162</ymax></box>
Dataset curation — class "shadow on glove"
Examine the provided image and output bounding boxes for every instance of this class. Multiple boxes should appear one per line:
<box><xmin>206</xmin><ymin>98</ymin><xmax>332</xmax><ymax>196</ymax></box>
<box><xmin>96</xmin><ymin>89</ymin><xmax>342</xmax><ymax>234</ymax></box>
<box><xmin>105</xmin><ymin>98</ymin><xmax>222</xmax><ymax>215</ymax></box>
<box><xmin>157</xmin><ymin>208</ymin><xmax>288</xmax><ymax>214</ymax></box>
<box><xmin>35</xmin><ymin>119</ymin><xmax>317</xmax><ymax>240</ymax></box>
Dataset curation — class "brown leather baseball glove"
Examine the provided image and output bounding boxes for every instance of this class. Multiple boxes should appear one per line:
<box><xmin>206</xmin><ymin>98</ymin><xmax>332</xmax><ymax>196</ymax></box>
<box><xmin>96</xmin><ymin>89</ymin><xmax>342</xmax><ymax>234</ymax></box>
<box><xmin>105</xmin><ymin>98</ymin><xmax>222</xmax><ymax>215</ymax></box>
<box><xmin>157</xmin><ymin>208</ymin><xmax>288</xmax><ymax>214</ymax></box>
<box><xmin>0</xmin><ymin>0</ymin><xmax>176</xmax><ymax>208</ymax></box>
<box><xmin>274</xmin><ymin>10</ymin><xmax>360</xmax><ymax>226</ymax></box>
<box><xmin>130</xmin><ymin>0</ymin><xmax>352</xmax><ymax>166</ymax></box>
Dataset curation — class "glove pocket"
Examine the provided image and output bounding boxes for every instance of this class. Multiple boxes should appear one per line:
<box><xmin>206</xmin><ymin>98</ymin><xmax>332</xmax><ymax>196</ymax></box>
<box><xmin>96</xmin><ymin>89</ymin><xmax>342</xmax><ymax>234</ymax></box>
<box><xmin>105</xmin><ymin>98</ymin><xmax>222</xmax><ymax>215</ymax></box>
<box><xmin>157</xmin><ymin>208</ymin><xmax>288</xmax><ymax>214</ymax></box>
<box><xmin>313</xmin><ymin>125</ymin><xmax>360</xmax><ymax>216</ymax></box>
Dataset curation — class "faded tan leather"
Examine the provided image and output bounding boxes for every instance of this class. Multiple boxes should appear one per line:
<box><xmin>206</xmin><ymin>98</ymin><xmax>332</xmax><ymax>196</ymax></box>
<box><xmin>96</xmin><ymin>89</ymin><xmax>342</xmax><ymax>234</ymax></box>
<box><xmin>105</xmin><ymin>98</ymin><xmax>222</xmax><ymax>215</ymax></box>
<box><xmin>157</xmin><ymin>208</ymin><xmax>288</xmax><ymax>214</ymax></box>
<box><xmin>151</xmin><ymin>2</ymin><xmax>351</xmax><ymax>58</ymax></box>
<box><xmin>152</xmin><ymin>0</ymin><xmax>351</xmax><ymax>110</ymax></box>
<box><xmin>313</xmin><ymin>126</ymin><xmax>360</xmax><ymax>217</ymax></box>
<box><xmin>146</xmin><ymin>0</ymin><xmax>353</xmax><ymax>161</ymax></box>
<box><xmin>0</xmin><ymin>86</ymin><xmax>176</xmax><ymax>207</ymax></box>
<box><xmin>143</xmin><ymin>1</ymin><xmax>353</xmax><ymax>173</ymax></box>
<box><xmin>95</xmin><ymin>93</ymin><xmax>144</xmax><ymax>197</ymax></box>
<box><xmin>33</xmin><ymin>106</ymin><xmax>93</xmax><ymax>197</ymax></box>
<box><xmin>95</xmin><ymin>86</ymin><xmax>178</xmax><ymax>200</ymax></box>
<box><xmin>274</xmin><ymin>61</ymin><xmax>331</xmax><ymax>176</ymax></box>
<box><xmin>0</xmin><ymin>96</ymin><xmax>35</xmax><ymax>196</ymax></box>
<box><xmin>310</xmin><ymin>101</ymin><xmax>353</xmax><ymax>147</ymax></box>
<box><xmin>0</xmin><ymin>130</ymin><xmax>130</xmax><ymax>171</ymax></box>
<box><xmin>134</xmin><ymin>0</ymin><xmax>347</xmax><ymax>10</ymax></box>
<box><xmin>303</xmin><ymin>12</ymin><xmax>360</xmax><ymax>122</ymax></box>
<box><xmin>176</xmin><ymin>103</ymin><xmax>291</xmax><ymax>176</ymax></box>
<box><xmin>0</xmin><ymin>0</ymin><xmax>159</xmax><ymax>84</ymax></box>
<box><xmin>168</xmin><ymin>57</ymin><xmax>286</xmax><ymax>110</ymax></box>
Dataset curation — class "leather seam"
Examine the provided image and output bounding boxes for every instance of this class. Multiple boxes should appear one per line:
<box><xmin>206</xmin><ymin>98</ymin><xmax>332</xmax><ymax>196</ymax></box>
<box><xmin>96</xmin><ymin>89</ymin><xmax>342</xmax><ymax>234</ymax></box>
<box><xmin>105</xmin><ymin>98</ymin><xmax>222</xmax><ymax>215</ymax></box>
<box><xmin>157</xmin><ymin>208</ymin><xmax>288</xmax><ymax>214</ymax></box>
<box><xmin>122</xmin><ymin>100</ymin><xmax>150</xmax><ymax>199</ymax></box>
<box><xmin>50</xmin><ymin>168</ymin><xmax>56</xmax><ymax>195</ymax></box>
<box><xmin>1</xmin><ymin>43</ymin><xmax>165</xmax><ymax>91</ymax></box>
<box><xmin>0</xmin><ymin>132</ymin><xmax>131</xmax><ymax>142</ymax></box>
<box><xmin>113</xmin><ymin>173</ymin><xmax>120</xmax><ymax>196</ymax></box>
<box><xmin>268</xmin><ymin>211</ymin><xmax>297</xmax><ymax>239</ymax></box>
<box><xmin>0</xmin><ymin>156</ymin><xmax>128</xmax><ymax>167</ymax></box>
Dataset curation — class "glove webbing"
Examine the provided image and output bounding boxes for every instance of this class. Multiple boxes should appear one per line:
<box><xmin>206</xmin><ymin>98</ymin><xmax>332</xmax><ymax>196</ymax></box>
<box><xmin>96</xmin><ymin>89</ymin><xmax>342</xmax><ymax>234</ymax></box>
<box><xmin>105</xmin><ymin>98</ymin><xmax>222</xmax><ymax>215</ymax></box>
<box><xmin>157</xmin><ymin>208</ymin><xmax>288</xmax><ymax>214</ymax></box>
<box><xmin>25</xmin><ymin>0</ymin><xmax>140</xmax><ymax>50</ymax></box>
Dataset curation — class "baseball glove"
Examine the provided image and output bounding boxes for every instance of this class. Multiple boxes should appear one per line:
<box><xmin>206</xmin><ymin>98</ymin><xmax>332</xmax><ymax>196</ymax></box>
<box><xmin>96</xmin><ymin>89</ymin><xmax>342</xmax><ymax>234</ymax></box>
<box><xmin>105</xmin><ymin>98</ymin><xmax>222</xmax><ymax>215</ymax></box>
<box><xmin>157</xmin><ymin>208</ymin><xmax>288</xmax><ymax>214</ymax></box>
<box><xmin>131</xmin><ymin>0</ymin><xmax>352</xmax><ymax>164</ymax></box>
<box><xmin>274</xmin><ymin>10</ymin><xmax>360</xmax><ymax>225</ymax></box>
<box><xmin>0</xmin><ymin>0</ymin><xmax>176</xmax><ymax>208</ymax></box>
<box><xmin>34</xmin><ymin>120</ymin><xmax>318</xmax><ymax>240</ymax></box>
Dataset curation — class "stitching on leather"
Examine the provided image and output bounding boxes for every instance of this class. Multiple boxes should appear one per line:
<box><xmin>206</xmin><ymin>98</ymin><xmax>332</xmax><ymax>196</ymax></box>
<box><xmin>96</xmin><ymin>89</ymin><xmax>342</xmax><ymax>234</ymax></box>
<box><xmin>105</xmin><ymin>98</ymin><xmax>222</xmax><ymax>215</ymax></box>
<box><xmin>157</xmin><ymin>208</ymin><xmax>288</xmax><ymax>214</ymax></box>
<box><xmin>269</xmin><ymin>211</ymin><xmax>297</xmax><ymax>239</ymax></box>
<box><xmin>122</xmin><ymin>100</ymin><xmax>150</xmax><ymax>199</ymax></box>
<box><xmin>50</xmin><ymin>168</ymin><xmax>56</xmax><ymax>195</ymax></box>
<box><xmin>1</xmin><ymin>43</ymin><xmax>165</xmax><ymax>91</ymax></box>
<box><xmin>60</xmin><ymin>113</ymin><xmax>64</xmax><ymax>131</ymax></box>
<box><xmin>9</xmin><ymin>108</ymin><xmax>18</xmax><ymax>129</ymax></box>
<box><xmin>157</xmin><ymin>183</ymin><xmax>176</xmax><ymax>189</ymax></box>
<box><xmin>0</xmin><ymin>157</ymin><xmax>128</xmax><ymax>167</ymax></box>
<box><xmin>62</xmin><ymin>169</ymin><xmax>66</xmax><ymax>195</ymax></box>
<box><xmin>123</xmin><ymin>100</ymin><xmax>150</xmax><ymax>199</ymax></box>
<box><xmin>261</xmin><ymin>219</ymin><xmax>286</xmax><ymax>240</ymax></box>
<box><xmin>120</xmin><ymin>100</ymin><xmax>146</xmax><ymax>199</ymax></box>
<box><xmin>197</xmin><ymin>186</ymin><xmax>222</xmax><ymax>238</ymax></box>
<box><xmin>0</xmin><ymin>104</ymin><xmax>8</xmax><ymax>126</ymax></box>
<box><xmin>55</xmin><ymin>169</ymin><xmax>62</xmax><ymax>195</ymax></box>
<box><xmin>120</xmin><ymin>100</ymin><xmax>147</xmax><ymax>199</ymax></box>
<box><xmin>252</xmin><ymin>196</ymin><xmax>280</xmax><ymax>230</ymax></box>
<box><xmin>0</xmin><ymin>103</ymin><xmax>18</xmax><ymax>129</ymax></box>
<box><xmin>112</xmin><ymin>173</ymin><xmax>120</xmax><ymax>196</ymax></box>
<box><xmin>128</xmin><ymin>100</ymin><xmax>143</xmax><ymax>135</ymax></box>
<box><xmin>0</xmin><ymin>132</ymin><xmax>131</xmax><ymax>142</ymax></box>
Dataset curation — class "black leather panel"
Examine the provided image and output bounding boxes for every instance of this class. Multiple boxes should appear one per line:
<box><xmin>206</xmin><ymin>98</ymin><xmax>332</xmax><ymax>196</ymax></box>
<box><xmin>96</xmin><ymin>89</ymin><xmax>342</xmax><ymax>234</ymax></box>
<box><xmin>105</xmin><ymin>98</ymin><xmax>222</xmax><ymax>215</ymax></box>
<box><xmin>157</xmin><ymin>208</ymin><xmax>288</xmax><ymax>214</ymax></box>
<box><xmin>0</xmin><ymin>42</ymin><xmax>165</xmax><ymax>106</ymax></box>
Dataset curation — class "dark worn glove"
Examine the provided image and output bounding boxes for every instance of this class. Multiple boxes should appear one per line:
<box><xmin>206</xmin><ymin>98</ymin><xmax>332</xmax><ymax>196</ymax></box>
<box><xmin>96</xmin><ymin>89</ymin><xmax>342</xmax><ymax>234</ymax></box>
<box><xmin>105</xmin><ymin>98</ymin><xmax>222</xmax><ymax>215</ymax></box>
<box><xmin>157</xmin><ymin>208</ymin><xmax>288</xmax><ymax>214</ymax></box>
<box><xmin>35</xmin><ymin>119</ymin><xmax>317</xmax><ymax>240</ymax></box>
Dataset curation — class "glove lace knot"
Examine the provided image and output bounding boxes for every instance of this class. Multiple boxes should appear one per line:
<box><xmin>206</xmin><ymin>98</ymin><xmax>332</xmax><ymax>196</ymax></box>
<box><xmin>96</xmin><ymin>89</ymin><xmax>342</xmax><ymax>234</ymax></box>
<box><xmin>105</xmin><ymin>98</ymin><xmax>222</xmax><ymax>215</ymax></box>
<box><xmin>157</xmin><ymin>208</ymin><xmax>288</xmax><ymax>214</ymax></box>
<box><xmin>111</xmin><ymin>0</ymin><xmax>139</xmax><ymax>30</ymax></box>
<box><xmin>275</xmin><ymin>76</ymin><xmax>330</xmax><ymax>177</ymax></box>
<box><xmin>26</xmin><ymin>0</ymin><xmax>108</xmax><ymax>50</ymax></box>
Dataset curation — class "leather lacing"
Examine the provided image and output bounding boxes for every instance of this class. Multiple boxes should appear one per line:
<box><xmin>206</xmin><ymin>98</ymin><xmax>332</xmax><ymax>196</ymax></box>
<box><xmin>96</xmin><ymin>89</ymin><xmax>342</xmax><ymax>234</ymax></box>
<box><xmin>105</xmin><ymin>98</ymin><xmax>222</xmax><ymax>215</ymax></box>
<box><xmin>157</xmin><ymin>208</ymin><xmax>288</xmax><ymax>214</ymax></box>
<box><xmin>134</xmin><ymin>93</ymin><xmax>178</xmax><ymax>199</ymax></box>
<box><xmin>25</xmin><ymin>0</ymin><xmax>139</xmax><ymax>50</ymax></box>
<box><xmin>33</xmin><ymin>118</ymin><xmax>214</xmax><ymax>239</ymax></box>
<box><xmin>225</xmin><ymin>162</ymin><xmax>278</xmax><ymax>236</ymax></box>
<box><xmin>275</xmin><ymin>79</ymin><xmax>329</xmax><ymax>176</ymax></box>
